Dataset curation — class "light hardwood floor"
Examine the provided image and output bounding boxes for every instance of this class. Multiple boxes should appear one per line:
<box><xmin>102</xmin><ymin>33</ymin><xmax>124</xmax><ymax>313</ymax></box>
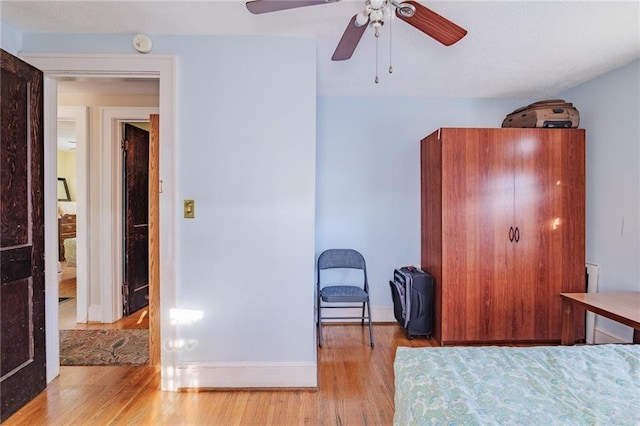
<box><xmin>59</xmin><ymin>297</ymin><xmax>149</xmax><ymax>330</ymax></box>
<box><xmin>58</xmin><ymin>263</ymin><xmax>149</xmax><ymax>331</ymax></box>
<box><xmin>5</xmin><ymin>324</ymin><xmax>436</xmax><ymax>425</ymax></box>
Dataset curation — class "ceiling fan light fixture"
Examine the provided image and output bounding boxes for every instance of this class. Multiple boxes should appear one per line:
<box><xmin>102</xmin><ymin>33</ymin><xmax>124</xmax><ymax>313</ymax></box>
<box><xmin>355</xmin><ymin>11</ymin><xmax>369</xmax><ymax>27</ymax></box>
<box><xmin>370</xmin><ymin>9</ymin><xmax>384</xmax><ymax>21</ymax></box>
<box><xmin>373</xmin><ymin>21</ymin><xmax>383</xmax><ymax>37</ymax></box>
<box><xmin>368</xmin><ymin>8</ymin><xmax>385</xmax><ymax>36</ymax></box>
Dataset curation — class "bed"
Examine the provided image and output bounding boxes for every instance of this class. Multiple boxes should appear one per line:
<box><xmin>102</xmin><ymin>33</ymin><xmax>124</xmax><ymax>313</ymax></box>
<box><xmin>63</xmin><ymin>237</ymin><xmax>77</xmax><ymax>267</ymax></box>
<box><xmin>58</xmin><ymin>201</ymin><xmax>77</xmax><ymax>265</ymax></box>
<box><xmin>394</xmin><ymin>344</ymin><xmax>640</xmax><ymax>425</ymax></box>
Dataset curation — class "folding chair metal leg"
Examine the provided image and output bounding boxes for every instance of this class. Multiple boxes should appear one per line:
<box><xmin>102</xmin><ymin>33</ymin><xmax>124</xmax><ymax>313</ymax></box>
<box><xmin>361</xmin><ymin>303</ymin><xmax>366</xmax><ymax>326</ymax></box>
<box><xmin>317</xmin><ymin>295</ymin><xmax>323</xmax><ymax>347</ymax></box>
<box><xmin>367</xmin><ymin>301</ymin><xmax>374</xmax><ymax>347</ymax></box>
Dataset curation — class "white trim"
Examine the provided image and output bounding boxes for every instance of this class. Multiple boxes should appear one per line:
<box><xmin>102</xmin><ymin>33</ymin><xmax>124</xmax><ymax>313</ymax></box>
<box><xmin>320</xmin><ymin>305</ymin><xmax>395</xmax><ymax>323</ymax></box>
<box><xmin>585</xmin><ymin>262</ymin><xmax>600</xmax><ymax>344</ymax></box>
<box><xmin>100</xmin><ymin>107</ymin><xmax>159</xmax><ymax>324</ymax></box>
<box><xmin>88</xmin><ymin>304</ymin><xmax>102</xmax><ymax>322</ymax></box>
<box><xmin>21</xmin><ymin>53</ymin><xmax>177</xmax><ymax>391</ymax></box>
<box><xmin>57</xmin><ymin>106</ymin><xmax>89</xmax><ymax>324</ymax></box>
<box><xmin>177</xmin><ymin>362</ymin><xmax>318</xmax><ymax>389</ymax></box>
<box><xmin>373</xmin><ymin>306</ymin><xmax>395</xmax><ymax>323</ymax></box>
<box><xmin>594</xmin><ymin>327</ymin><xmax>628</xmax><ymax>344</ymax></box>
<box><xmin>43</xmin><ymin>77</ymin><xmax>60</xmax><ymax>384</ymax></box>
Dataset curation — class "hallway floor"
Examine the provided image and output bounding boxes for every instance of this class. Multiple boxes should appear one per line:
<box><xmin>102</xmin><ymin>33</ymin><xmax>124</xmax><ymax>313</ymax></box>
<box><xmin>58</xmin><ymin>262</ymin><xmax>148</xmax><ymax>330</ymax></box>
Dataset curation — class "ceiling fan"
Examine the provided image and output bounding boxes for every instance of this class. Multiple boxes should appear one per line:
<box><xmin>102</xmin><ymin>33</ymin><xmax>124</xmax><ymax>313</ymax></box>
<box><xmin>245</xmin><ymin>0</ymin><xmax>467</xmax><ymax>61</ymax></box>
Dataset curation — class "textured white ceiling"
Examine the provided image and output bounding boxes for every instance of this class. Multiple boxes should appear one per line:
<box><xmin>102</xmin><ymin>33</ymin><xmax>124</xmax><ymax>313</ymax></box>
<box><xmin>2</xmin><ymin>0</ymin><xmax>639</xmax><ymax>97</ymax></box>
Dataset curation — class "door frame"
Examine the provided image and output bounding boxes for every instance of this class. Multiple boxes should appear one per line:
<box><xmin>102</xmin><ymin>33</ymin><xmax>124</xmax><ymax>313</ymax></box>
<box><xmin>57</xmin><ymin>106</ymin><xmax>89</xmax><ymax>324</ymax></box>
<box><xmin>21</xmin><ymin>53</ymin><xmax>177</xmax><ymax>390</ymax></box>
<box><xmin>101</xmin><ymin>108</ymin><xmax>158</xmax><ymax>323</ymax></box>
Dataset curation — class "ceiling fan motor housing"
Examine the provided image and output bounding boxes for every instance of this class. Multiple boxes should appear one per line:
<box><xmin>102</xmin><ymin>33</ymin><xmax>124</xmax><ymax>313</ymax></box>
<box><xmin>356</xmin><ymin>0</ymin><xmax>389</xmax><ymax>32</ymax></box>
<box><xmin>358</xmin><ymin>1</ymin><xmax>416</xmax><ymax>29</ymax></box>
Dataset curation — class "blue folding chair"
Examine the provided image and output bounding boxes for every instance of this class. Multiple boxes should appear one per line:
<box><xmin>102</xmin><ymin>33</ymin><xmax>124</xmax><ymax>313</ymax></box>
<box><xmin>316</xmin><ymin>249</ymin><xmax>374</xmax><ymax>347</ymax></box>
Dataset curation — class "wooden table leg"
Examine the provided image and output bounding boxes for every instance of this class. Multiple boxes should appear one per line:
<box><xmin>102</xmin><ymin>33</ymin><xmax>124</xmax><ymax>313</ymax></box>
<box><xmin>561</xmin><ymin>301</ymin><xmax>574</xmax><ymax>345</ymax></box>
<box><xmin>634</xmin><ymin>328</ymin><xmax>640</xmax><ymax>344</ymax></box>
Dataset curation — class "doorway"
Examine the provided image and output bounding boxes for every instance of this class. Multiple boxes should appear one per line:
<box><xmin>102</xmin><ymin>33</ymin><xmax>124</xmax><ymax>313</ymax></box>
<box><xmin>55</xmin><ymin>83</ymin><xmax>161</xmax><ymax>369</ymax></box>
<box><xmin>22</xmin><ymin>54</ymin><xmax>176</xmax><ymax>388</ymax></box>
<box><xmin>55</xmin><ymin>85</ymin><xmax>158</xmax><ymax>315</ymax></box>
<box><xmin>58</xmin><ymin>109</ymin><xmax>153</xmax><ymax>363</ymax></box>
<box><xmin>100</xmin><ymin>107</ymin><xmax>159</xmax><ymax>324</ymax></box>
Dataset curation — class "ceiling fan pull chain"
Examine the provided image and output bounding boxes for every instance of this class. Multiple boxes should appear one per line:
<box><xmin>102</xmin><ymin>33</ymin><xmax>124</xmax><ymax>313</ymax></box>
<box><xmin>388</xmin><ymin>12</ymin><xmax>393</xmax><ymax>74</ymax></box>
<box><xmin>375</xmin><ymin>35</ymin><xmax>380</xmax><ymax>84</ymax></box>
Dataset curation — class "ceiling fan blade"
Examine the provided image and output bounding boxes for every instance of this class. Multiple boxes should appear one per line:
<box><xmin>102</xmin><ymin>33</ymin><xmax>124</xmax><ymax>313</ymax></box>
<box><xmin>246</xmin><ymin>0</ymin><xmax>329</xmax><ymax>14</ymax></box>
<box><xmin>332</xmin><ymin>15</ymin><xmax>368</xmax><ymax>61</ymax></box>
<box><xmin>396</xmin><ymin>1</ymin><xmax>467</xmax><ymax>46</ymax></box>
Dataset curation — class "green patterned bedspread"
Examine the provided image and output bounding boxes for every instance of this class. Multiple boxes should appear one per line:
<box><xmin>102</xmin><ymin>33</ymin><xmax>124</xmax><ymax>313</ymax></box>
<box><xmin>394</xmin><ymin>344</ymin><xmax>640</xmax><ymax>425</ymax></box>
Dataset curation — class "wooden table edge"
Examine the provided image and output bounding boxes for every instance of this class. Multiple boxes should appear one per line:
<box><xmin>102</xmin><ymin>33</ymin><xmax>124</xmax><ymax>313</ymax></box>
<box><xmin>560</xmin><ymin>293</ymin><xmax>640</xmax><ymax>344</ymax></box>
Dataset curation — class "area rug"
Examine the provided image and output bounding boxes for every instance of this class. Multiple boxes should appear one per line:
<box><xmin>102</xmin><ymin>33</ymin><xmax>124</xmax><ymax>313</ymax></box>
<box><xmin>60</xmin><ymin>329</ymin><xmax>149</xmax><ymax>366</ymax></box>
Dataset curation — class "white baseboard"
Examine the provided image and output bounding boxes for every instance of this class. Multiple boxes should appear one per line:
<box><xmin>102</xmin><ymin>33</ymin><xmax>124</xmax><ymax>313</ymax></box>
<box><xmin>374</xmin><ymin>306</ymin><xmax>395</xmax><ymax>322</ymax></box>
<box><xmin>594</xmin><ymin>327</ymin><xmax>629</xmax><ymax>344</ymax></box>
<box><xmin>176</xmin><ymin>362</ymin><xmax>317</xmax><ymax>389</ymax></box>
<box><xmin>320</xmin><ymin>306</ymin><xmax>395</xmax><ymax>323</ymax></box>
<box><xmin>87</xmin><ymin>304</ymin><xmax>102</xmax><ymax>322</ymax></box>
<box><xmin>330</xmin><ymin>308</ymin><xmax>634</xmax><ymax>344</ymax></box>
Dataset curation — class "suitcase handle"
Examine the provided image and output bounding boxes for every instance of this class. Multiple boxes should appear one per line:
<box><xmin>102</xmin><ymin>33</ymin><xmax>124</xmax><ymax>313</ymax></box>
<box><xmin>543</xmin><ymin>120</ymin><xmax>573</xmax><ymax>128</ymax></box>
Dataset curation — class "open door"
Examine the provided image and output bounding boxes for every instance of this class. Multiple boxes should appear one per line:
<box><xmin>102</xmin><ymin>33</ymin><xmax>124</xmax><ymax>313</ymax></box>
<box><xmin>0</xmin><ymin>49</ymin><xmax>46</xmax><ymax>421</ymax></box>
<box><xmin>122</xmin><ymin>123</ymin><xmax>150</xmax><ymax>316</ymax></box>
<box><xmin>148</xmin><ymin>114</ymin><xmax>160</xmax><ymax>369</ymax></box>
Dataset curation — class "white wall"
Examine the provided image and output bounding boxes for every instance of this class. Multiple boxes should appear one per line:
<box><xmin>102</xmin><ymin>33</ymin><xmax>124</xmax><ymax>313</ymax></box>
<box><xmin>559</xmin><ymin>60</ymin><xmax>640</xmax><ymax>342</ymax></box>
<box><xmin>173</xmin><ymin>37</ymin><xmax>317</xmax><ymax>368</ymax></box>
<box><xmin>317</xmin><ymin>62</ymin><xmax>640</xmax><ymax>332</ymax></box>
<box><xmin>19</xmin><ymin>34</ymin><xmax>318</xmax><ymax>387</ymax></box>
<box><xmin>316</xmin><ymin>96</ymin><xmax>532</xmax><ymax>312</ymax></box>
<box><xmin>56</xmin><ymin>150</ymin><xmax>76</xmax><ymax>200</ymax></box>
<box><xmin>0</xmin><ymin>20</ymin><xmax>22</xmax><ymax>55</ymax></box>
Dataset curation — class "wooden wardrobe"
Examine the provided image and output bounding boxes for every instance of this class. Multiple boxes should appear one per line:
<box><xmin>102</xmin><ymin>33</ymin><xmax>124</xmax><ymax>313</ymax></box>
<box><xmin>421</xmin><ymin>128</ymin><xmax>585</xmax><ymax>345</ymax></box>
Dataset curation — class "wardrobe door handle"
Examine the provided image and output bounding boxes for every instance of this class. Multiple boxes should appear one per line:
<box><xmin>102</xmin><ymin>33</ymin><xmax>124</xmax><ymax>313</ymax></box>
<box><xmin>509</xmin><ymin>226</ymin><xmax>514</xmax><ymax>242</ymax></box>
<box><xmin>515</xmin><ymin>227</ymin><xmax>520</xmax><ymax>242</ymax></box>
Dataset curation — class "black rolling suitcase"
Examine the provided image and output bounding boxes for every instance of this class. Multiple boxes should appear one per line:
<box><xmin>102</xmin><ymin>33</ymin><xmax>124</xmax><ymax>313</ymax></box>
<box><xmin>389</xmin><ymin>266</ymin><xmax>434</xmax><ymax>339</ymax></box>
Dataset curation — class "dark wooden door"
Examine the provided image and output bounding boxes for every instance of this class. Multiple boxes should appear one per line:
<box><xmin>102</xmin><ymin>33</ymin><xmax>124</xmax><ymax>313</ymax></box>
<box><xmin>0</xmin><ymin>49</ymin><xmax>46</xmax><ymax>422</ymax></box>
<box><xmin>122</xmin><ymin>123</ymin><xmax>149</xmax><ymax>315</ymax></box>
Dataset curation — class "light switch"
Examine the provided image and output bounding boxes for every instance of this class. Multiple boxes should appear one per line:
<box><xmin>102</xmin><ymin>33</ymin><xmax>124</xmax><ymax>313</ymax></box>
<box><xmin>184</xmin><ymin>200</ymin><xmax>195</xmax><ymax>218</ymax></box>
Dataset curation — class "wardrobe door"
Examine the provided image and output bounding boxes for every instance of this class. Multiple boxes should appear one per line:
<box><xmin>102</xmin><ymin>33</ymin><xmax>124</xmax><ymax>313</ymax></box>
<box><xmin>509</xmin><ymin>129</ymin><xmax>547</xmax><ymax>340</ymax></box>
<box><xmin>440</xmin><ymin>129</ymin><xmax>514</xmax><ymax>342</ymax></box>
<box><xmin>512</xmin><ymin>129</ymin><xmax>585</xmax><ymax>341</ymax></box>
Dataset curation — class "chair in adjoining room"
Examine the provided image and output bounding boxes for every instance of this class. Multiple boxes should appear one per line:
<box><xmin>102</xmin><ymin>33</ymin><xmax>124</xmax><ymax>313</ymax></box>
<box><xmin>316</xmin><ymin>248</ymin><xmax>374</xmax><ymax>347</ymax></box>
